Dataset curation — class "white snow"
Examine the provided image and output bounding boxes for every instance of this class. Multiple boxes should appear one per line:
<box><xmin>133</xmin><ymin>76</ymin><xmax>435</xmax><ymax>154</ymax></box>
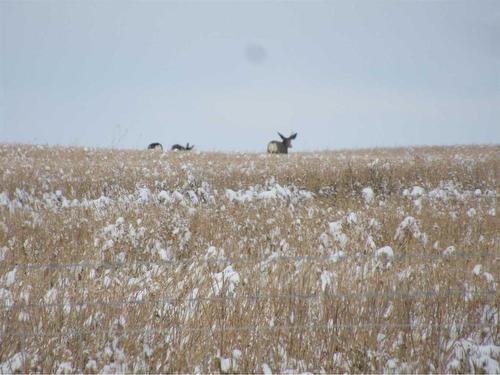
<box><xmin>225</xmin><ymin>184</ymin><xmax>313</xmax><ymax>203</ymax></box>
<box><xmin>366</xmin><ymin>235</ymin><xmax>377</xmax><ymax>250</ymax></box>
<box><xmin>362</xmin><ymin>187</ymin><xmax>374</xmax><ymax>203</ymax></box>
<box><xmin>158</xmin><ymin>248</ymin><xmax>172</xmax><ymax>261</ymax></box>
<box><xmin>158</xmin><ymin>190</ymin><xmax>172</xmax><ymax>203</ymax></box>
<box><xmin>473</xmin><ymin>264</ymin><xmax>482</xmax><ymax>276</ymax></box>
<box><xmin>205</xmin><ymin>246</ymin><xmax>224</xmax><ymax>260</ymax></box>
<box><xmin>448</xmin><ymin>340</ymin><xmax>500</xmax><ymax>374</ymax></box>
<box><xmin>220</xmin><ymin>357</ymin><xmax>231</xmax><ymax>372</ymax></box>
<box><xmin>0</xmin><ymin>192</ymin><xmax>9</xmax><ymax>206</ymax></box>
<box><xmin>347</xmin><ymin>212</ymin><xmax>357</xmax><ymax>224</ymax></box>
<box><xmin>44</xmin><ymin>288</ymin><xmax>58</xmax><ymax>304</ymax></box>
<box><xmin>85</xmin><ymin>359</ymin><xmax>97</xmax><ymax>372</ymax></box>
<box><xmin>320</xmin><ymin>271</ymin><xmax>334</xmax><ymax>292</ymax></box>
<box><xmin>0</xmin><ymin>352</ymin><xmax>24</xmax><ymax>373</ymax></box>
<box><xmin>137</xmin><ymin>187</ymin><xmax>152</xmax><ymax>202</ymax></box>
<box><xmin>483</xmin><ymin>272</ymin><xmax>495</xmax><ymax>285</ymax></box>
<box><xmin>394</xmin><ymin>216</ymin><xmax>427</xmax><ymax>245</ymax></box>
<box><xmin>0</xmin><ymin>288</ymin><xmax>14</xmax><ymax>307</ymax></box>
<box><xmin>18</xmin><ymin>311</ymin><xmax>30</xmax><ymax>322</ymax></box>
<box><xmin>3</xmin><ymin>268</ymin><xmax>17</xmax><ymax>286</ymax></box>
<box><xmin>410</xmin><ymin>186</ymin><xmax>425</xmax><ymax>196</ymax></box>
<box><xmin>376</xmin><ymin>246</ymin><xmax>394</xmax><ymax>259</ymax></box>
<box><xmin>262</xmin><ymin>363</ymin><xmax>273</xmax><ymax>374</ymax></box>
<box><xmin>328</xmin><ymin>221</ymin><xmax>348</xmax><ymax>248</ymax></box>
<box><xmin>0</xmin><ymin>246</ymin><xmax>7</xmax><ymax>261</ymax></box>
<box><xmin>328</xmin><ymin>251</ymin><xmax>345</xmax><ymax>263</ymax></box>
<box><xmin>443</xmin><ymin>246</ymin><xmax>456</xmax><ymax>256</ymax></box>
<box><xmin>386</xmin><ymin>359</ymin><xmax>397</xmax><ymax>370</ymax></box>
<box><xmin>212</xmin><ymin>265</ymin><xmax>240</xmax><ymax>296</ymax></box>
<box><xmin>56</xmin><ymin>361</ymin><xmax>73</xmax><ymax>374</ymax></box>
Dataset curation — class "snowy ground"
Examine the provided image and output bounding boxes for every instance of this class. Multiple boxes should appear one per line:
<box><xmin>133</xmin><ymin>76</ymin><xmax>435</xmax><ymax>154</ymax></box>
<box><xmin>0</xmin><ymin>144</ymin><xmax>499</xmax><ymax>373</ymax></box>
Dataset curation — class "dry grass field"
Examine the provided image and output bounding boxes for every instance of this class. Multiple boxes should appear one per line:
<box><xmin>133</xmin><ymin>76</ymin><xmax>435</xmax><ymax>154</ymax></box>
<box><xmin>0</xmin><ymin>143</ymin><xmax>499</xmax><ymax>373</ymax></box>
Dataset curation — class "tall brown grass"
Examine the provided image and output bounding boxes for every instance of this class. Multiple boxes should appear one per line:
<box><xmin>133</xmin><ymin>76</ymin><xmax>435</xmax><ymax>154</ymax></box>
<box><xmin>0</xmin><ymin>144</ymin><xmax>498</xmax><ymax>373</ymax></box>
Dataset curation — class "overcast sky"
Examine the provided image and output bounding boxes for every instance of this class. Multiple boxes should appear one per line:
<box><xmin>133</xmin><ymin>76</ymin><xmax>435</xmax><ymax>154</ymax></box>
<box><xmin>1</xmin><ymin>0</ymin><xmax>499</xmax><ymax>151</ymax></box>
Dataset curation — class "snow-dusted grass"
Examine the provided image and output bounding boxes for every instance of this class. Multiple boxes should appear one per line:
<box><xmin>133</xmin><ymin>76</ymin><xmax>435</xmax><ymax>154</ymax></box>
<box><xmin>0</xmin><ymin>144</ymin><xmax>499</xmax><ymax>373</ymax></box>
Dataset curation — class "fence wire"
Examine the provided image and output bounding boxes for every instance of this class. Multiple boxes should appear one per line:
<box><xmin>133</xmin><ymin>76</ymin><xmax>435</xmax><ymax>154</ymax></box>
<box><xmin>1</xmin><ymin>288</ymin><xmax>497</xmax><ymax>311</ymax></box>
<box><xmin>0</xmin><ymin>250</ymin><xmax>498</xmax><ymax>271</ymax></box>
<box><xmin>1</xmin><ymin>249</ymin><xmax>498</xmax><ymax>340</ymax></box>
<box><xmin>2</xmin><ymin>321</ymin><xmax>497</xmax><ymax>339</ymax></box>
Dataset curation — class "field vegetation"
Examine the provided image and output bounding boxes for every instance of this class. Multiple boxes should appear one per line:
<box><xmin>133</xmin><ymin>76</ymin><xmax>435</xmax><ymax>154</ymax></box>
<box><xmin>0</xmin><ymin>144</ymin><xmax>499</xmax><ymax>373</ymax></box>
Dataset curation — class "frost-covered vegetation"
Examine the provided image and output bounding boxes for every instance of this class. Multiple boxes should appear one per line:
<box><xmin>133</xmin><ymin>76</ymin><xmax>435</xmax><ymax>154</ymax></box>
<box><xmin>0</xmin><ymin>144</ymin><xmax>499</xmax><ymax>373</ymax></box>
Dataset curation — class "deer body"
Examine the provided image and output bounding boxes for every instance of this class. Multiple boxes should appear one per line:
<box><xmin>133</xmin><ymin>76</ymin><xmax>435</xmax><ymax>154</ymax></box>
<box><xmin>148</xmin><ymin>142</ymin><xmax>163</xmax><ymax>150</ymax></box>
<box><xmin>171</xmin><ymin>143</ymin><xmax>194</xmax><ymax>151</ymax></box>
<box><xmin>267</xmin><ymin>141</ymin><xmax>287</xmax><ymax>154</ymax></box>
<box><xmin>267</xmin><ymin>132</ymin><xmax>297</xmax><ymax>154</ymax></box>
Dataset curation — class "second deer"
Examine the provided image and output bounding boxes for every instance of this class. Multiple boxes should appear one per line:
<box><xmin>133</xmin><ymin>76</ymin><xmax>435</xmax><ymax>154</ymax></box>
<box><xmin>171</xmin><ymin>143</ymin><xmax>195</xmax><ymax>151</ymax></box>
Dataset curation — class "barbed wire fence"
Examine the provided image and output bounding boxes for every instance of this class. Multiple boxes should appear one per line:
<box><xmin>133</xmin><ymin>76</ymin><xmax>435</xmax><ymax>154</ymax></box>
<box><xmin>0</xmin><ymin>251</ymin><xmax>498</xmax><ymax>340</ymax></box>
<box><xmin>1</xmin><ymin>288</ymin><xmax>497</xmax><ymax>311</ymax></box>
<box><xmin>3</xmin><ymin>322</ymin><xmax>497</xmax><ymax>339</ymax></box>
<box><xmin>0</xmin><ymin>250</ymin><xmax>498</xmax><ymax>271</ymax></box>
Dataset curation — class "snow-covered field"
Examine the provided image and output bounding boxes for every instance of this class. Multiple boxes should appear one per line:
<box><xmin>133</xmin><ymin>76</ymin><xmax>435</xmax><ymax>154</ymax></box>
<box><xmin>0</xmin><ymin>144</ymin><xmax>499</xmax><ymax>373</ymax></box>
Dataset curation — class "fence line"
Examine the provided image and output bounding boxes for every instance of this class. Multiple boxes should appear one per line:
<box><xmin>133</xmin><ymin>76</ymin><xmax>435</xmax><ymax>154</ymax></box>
<box><xmin>2</xmin><ymin>322</ymin><xmax>497</xmax><ymax>339</ymax></box>
<box><xmin>2</xmin><ymin>288</ymin><xmax>496</xmax><ymax>311</ymax></box>
<box><xmin>1</xmin><ymin>250</ymin><xmax>497</xmax><ymax>271</ymax></box>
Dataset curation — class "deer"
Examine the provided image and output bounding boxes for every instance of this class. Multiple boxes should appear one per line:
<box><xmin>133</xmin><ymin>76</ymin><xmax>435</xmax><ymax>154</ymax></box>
<box><xmin>147</xmin><ymin>142</ymin><xmax>163</xmax><ymax>150</ymax></box>
<box><xmin>171</xmin><ymin>143</ymin><xmax>194</xmax><ymax>151</ymax></box>
<box><xmin>267</xmin><ymin>132</ymin><xmax>297</xmax><ymax>154</ymax></box>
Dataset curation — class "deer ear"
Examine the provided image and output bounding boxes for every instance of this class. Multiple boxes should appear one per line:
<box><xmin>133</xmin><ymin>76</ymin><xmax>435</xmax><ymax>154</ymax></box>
<box><xmin>290</xmin><ymin>133</ymin><xmax>297</xmax><ymax>140</ymax></box>
<box><xmin>278</xmin><ymin>132</ymin><xmax>286</xmax><ymax>140</ymax></box>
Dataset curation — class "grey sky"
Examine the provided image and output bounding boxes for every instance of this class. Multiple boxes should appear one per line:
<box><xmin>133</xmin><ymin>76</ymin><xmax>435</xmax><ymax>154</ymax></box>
<box><xmin>1</xmin><ymin>0</ymin><xmax>499</xmax><ymax>151</ymax></box>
